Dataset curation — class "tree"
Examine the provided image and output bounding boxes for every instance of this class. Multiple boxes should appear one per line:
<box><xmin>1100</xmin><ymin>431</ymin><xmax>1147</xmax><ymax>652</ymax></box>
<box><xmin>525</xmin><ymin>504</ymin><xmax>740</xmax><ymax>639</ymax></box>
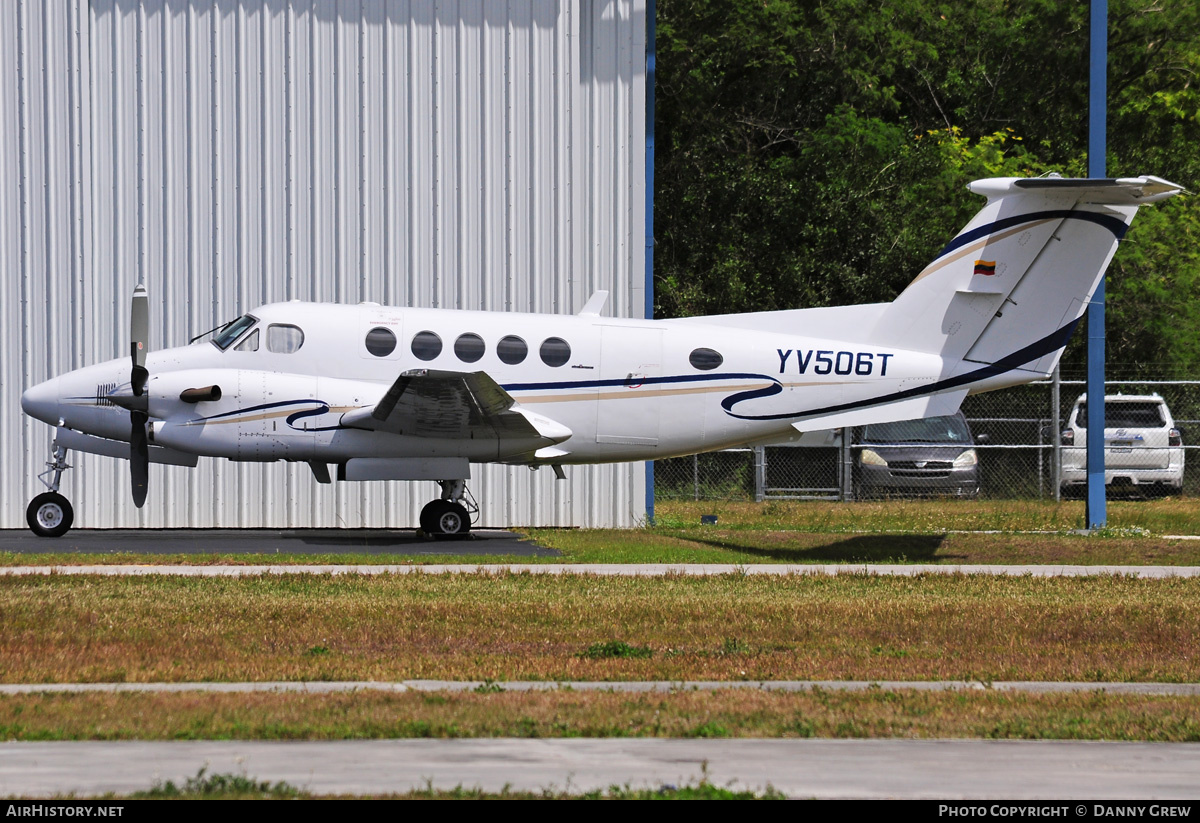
<box><xmin>654</xmin><ymin>0</ymin><xmax>1200</xmax><ymax>376</ymax></box>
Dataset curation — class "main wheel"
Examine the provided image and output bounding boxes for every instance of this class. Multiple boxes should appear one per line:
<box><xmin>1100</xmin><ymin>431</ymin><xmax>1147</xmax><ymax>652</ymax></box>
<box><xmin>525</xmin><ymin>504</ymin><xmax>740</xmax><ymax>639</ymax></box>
<box><xmin>419</xmin><ymin>499</ymin><xmax>470</xmax><ymax>539</ymax></box>
<box><xmin>27</xmin><ymin>492</ymin><xmax>74</xmax><ymax>538</ymax></box>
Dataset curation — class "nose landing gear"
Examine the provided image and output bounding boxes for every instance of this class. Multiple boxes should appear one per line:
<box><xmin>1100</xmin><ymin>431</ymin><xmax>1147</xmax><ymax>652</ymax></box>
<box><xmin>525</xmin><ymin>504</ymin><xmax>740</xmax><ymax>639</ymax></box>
<box><xmin>27</xmin><ymin>436</ymin><xmax>73</xmax><ymax>538</ymax></box>
<box><xmin>419</xmin><ymin>479</ymin><xmax>478</xmax><ymax>539</ymax></box>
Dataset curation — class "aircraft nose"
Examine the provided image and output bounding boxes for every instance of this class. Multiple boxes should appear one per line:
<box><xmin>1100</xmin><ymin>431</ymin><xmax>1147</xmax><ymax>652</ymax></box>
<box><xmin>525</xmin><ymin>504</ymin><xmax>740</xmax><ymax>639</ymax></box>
<box><xmin>21</xmin><ymin>377</ymin><xmax>61</xmax><ymax>425</ymax></box>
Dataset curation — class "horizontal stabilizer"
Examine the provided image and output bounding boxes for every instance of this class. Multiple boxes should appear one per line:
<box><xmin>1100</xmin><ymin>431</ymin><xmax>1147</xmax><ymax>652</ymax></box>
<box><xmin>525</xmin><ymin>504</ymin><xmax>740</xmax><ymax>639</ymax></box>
<box><xmin>1006</xmin><ymin>175</ymin><xmax>1185</xmax><ymax>203</ymax></box>
<box><xmin>790</xmin><ymin>390</ymin><xmax>968</xmax><ymax>432</ymax></box>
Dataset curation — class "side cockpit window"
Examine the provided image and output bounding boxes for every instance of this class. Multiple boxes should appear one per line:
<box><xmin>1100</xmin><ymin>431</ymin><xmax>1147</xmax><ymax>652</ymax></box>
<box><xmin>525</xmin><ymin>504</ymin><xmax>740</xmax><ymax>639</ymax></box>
<box><xmin>234</xmin><ymin>329</ymin><xmax>259</xmax><ymax>352</ymax></box>
<box><xmin>267</xmin><ymin>324</ymin><xmax>304</xmax><ymax>353</ymax></box>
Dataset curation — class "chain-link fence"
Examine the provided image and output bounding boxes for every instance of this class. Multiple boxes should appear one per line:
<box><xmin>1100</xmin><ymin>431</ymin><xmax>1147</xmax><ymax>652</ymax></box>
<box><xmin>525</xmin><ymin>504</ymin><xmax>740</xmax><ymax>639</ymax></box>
<box><xmin>654</xmin><ymin>378</ymin><xmax>1200</xmax><ymax>501</ymax></box>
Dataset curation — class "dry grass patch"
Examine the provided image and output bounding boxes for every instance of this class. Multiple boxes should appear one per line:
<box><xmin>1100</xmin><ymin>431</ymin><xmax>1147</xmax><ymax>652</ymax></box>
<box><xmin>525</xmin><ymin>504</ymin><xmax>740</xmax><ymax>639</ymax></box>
<box><xmin>3</xmin><ymin>689</ymin><xmax>1200</xmax><ymax>741</ymax></box>
<box><xmin>3</xmin><ymin>573</ymin><xmax>1199</xmax><ymax>683</ymax></box>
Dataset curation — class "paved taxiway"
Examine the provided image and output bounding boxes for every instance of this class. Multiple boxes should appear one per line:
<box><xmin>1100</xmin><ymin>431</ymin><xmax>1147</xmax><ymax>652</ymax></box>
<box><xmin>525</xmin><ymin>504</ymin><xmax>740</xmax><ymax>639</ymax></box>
<box><xmin>5</xmin><ymin>739</ymin><xmax>1200</xmax><ymax>798</ymax></box>
<box><xmin>0</xmin><ymin>528</ymin><xmax>557</xmax><ymax>556</ymax></box>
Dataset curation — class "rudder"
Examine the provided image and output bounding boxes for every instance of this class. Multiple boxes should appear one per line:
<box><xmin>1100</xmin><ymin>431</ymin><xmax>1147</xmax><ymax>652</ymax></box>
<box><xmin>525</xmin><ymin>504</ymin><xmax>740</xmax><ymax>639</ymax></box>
<box><xmin>868</xmin><ymin>176</ymin><xmax>1183</xmax><ymax>373</ymax></box>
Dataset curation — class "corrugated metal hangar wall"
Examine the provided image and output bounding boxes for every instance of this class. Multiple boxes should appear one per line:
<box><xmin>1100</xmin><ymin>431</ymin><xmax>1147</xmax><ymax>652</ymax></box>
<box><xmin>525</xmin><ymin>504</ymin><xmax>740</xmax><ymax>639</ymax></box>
<box><xmin>0</xmin><ymin>0</ymin><xmax>648</xmax><ymax>529</ymax></box>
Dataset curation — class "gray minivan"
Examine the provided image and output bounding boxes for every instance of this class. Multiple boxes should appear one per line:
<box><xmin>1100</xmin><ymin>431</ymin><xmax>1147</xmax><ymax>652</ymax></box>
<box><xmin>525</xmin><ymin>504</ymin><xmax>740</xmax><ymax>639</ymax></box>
<box><xmin>854</xmin><ymin>412</ymin><xmax>982</xmax><ymax>498</ymax></box>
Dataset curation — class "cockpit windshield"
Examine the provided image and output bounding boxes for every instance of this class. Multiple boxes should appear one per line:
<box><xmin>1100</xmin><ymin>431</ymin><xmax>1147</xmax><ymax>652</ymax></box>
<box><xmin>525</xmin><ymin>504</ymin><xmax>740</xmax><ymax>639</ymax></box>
<box><xmin>206</xmin><ymin>315</ymin><xmax>259</xmax><ymax>351</ymax></box>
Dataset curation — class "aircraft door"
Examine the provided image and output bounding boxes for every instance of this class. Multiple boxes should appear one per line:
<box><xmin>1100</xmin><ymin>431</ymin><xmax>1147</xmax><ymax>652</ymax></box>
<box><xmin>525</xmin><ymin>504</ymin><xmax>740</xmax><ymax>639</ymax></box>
<box><xmin>595</xmin><ymin>326</ymin><xmax>663</xmax><ymax>449</ymax></box>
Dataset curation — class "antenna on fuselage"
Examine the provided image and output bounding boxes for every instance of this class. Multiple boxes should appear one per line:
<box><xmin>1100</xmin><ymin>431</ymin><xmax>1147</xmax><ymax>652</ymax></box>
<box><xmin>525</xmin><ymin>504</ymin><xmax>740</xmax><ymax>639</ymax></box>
<box><xmin>577</xmin><ymin>290</ymin><xmax>609</xmax><ymax>317</ymax></box>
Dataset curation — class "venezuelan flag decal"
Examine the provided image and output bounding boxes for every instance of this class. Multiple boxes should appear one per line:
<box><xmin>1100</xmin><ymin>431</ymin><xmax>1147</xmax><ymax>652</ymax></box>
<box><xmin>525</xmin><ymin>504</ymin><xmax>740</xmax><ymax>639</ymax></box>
<box><xmin>973</xmin><ymin>260</ymin><xmax>997</xmax><ymax>276</ymax></box>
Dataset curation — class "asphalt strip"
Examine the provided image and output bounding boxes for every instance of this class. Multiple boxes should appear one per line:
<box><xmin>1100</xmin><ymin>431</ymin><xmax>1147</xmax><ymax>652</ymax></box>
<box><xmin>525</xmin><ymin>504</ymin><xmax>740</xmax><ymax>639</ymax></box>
<box><xmin>2</xmin><ymin>680</ymin><xmax>1199</xmax><ymax>696</ymax></box>
<box><xmin>3</xmin><ymin>562</ymin><xmax>1200</xmax><ymax>577</ymax></box>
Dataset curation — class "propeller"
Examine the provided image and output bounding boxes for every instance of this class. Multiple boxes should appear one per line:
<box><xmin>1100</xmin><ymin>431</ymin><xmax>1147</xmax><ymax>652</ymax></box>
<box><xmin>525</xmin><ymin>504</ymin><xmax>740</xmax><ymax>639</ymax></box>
<box><xmin>129</xmin><ymin>284</ymin><xmax>150</xmax><ymax>508</ymax></box>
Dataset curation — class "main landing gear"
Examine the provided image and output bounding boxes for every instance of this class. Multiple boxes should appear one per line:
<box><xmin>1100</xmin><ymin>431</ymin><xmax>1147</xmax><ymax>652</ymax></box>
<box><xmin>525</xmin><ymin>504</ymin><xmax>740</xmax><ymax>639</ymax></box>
<box><xmin>27</xmin><ymin>437</ymin><xmax>73</xmax><ymax>538</ymax></box>
<box><xmin>419</xmin><ymin>479</ymin><xmax>478</xmax><ymax>540</ymax></box>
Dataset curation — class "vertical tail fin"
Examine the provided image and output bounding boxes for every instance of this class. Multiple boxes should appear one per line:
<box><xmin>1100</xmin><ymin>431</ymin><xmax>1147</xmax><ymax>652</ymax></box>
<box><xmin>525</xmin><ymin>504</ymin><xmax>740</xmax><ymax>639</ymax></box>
<box><xmin>869</xmin><ymin>176</ymin><xmax>1184</xmax><ymax>375</ymax></box>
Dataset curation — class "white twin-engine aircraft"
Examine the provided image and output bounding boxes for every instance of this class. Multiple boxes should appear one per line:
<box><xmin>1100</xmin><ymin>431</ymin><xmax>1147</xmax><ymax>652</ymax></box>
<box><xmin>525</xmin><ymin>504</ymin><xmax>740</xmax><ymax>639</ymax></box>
<box><xmin>21</xmin><ymin>175</ymin><xmax>1184</xmax><ymax>538</ymax></box>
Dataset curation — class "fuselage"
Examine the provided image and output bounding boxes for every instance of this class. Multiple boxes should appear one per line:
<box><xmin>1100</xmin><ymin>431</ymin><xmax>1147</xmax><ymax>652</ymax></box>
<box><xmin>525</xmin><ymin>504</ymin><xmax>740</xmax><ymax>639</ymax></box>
<box><xmin>22</xmin><ymin>300</ymin><xmax>958</xmax><ymax>466</ymax></box>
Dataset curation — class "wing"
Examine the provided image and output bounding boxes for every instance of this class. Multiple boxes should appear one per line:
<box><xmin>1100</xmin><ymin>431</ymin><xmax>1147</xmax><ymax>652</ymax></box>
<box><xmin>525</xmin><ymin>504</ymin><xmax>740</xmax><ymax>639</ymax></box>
<box><xmin>339</xmin><ymin>369</ymin><xmax>571</xmax><ymax>454</ymax></box>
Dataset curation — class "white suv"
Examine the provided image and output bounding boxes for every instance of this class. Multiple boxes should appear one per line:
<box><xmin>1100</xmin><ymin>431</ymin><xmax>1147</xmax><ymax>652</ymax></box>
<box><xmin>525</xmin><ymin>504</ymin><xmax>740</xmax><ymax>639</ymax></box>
<box><xmin>1060</xmin><ymin>393</ymin><xmax>1185</xmax><ymax>495</ymax></box>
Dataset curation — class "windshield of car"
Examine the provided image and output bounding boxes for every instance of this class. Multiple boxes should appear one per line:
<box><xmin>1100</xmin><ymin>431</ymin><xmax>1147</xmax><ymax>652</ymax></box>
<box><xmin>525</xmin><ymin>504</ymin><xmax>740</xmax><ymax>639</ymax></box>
<box><xmin>209</xmin><ymin>315</ymin><xmax>259</xmax><ymax>351</ymax></box>
<box><xmin>861</xmin><ymin>415</ymin><xmax>971</xmax><ymax>444</ymax></box>
<box><xmin>1076</xmin><ymin>402</ymin><xmax>1165</xmax><ymax>429</ymax></box>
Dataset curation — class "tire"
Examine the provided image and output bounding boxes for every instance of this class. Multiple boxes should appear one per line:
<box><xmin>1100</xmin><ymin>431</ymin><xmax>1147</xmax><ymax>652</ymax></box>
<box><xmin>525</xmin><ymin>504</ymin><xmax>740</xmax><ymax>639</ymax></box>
<box><xmin>27</xmin><ymin>492</ymin><xmax>74</xmax><ymax>538</ymax></box>
<box><xmin>419</xmin><ymin>499</ymin><xmax>470</xmax><ymax>539</ymax></box>
<box><xmin>419</xmin><ymin>500</ymin><xmax>442</xmax><ymax>535</ymax></box>
<box><xmin>433</xmin><ymin>502</ymin><xmax>470</xmax><ymax>539</ymax></box>
<box><xmin>420</xmin><ymin>503</ymin><xmax>470</xmax><ymax>542</ymax></box>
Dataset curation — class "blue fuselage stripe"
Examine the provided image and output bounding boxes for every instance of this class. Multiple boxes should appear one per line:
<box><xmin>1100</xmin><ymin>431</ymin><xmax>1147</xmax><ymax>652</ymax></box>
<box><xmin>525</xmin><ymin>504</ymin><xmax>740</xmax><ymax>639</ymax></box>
<box><xmin>194</xmin><ymin>319</ymin><xmax>1080</xmax><ymax>431</ymax></box>
<box><xmin>502</xmin><ymin>372</ymin><xmax>778</xmax><ymax>393</ymax></box>
<box><xmin>721</xmin><ymin>319</ymin><xmax>1080</xmax><ymax>422</ymax></box>
<box><xmin>502</xmin><ymin>318</ymin><xmax>1077</xmax><ymax>424</ymax></box>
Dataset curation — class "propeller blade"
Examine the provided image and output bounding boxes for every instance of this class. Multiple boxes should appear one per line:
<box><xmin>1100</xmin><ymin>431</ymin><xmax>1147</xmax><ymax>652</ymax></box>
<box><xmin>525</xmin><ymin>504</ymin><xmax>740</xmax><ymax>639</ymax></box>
<box><xmin>131</xmin><ymin>411</ymin><xmax>149</xmax><ymax>508</ymax></box>
<box><xmin>130</xmin><ymin>284</ymin><xmax>149</xmax><ymax>396</ymax></box>
<box><xmin>129</xmin><ymin>285</ymin><xmax>150</xmax><ymax>507</ymax></box>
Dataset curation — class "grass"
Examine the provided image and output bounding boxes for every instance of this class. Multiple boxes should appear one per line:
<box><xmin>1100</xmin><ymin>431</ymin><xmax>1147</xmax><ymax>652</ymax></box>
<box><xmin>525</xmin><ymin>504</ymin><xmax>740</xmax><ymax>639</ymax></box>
<box><xmin>5</xmin><ymin>689</ymin><xmax>1200</xmax><ymax>742</ymax></box>
<box><xmin>3</xmin><ymin>573</ymin><xmax>1199</xmax><ymax>683</ymax></box>
<box><xmin>134</xmin><ymin>768</ymin><xmax>302</xmax><ymax>799</ymax></box>
<box><xmin>121</xmin><ymin>766</ymin><xmax>784</xmax><ymax>799</ymax></box>
<box><xmin>3</xmin><ymin>498</ymin><xmax>1199</xmax><ymax>566</ymax></box>
<box><xmin>4</xmin><ymin>498</ymin><xmax>1198</xmax><ymax>757</ymax></box>
<box><xmin>10</xmin><ymin>530</ymin><xmax>1200</xmax><ymax>566</ymax></box>
<box><xmin>525</xmin><ymin>528</ymin><xmax>1200</xmax><ymax>565</ymax></box>
<box><xmin>651</xmin><ymin>498</ymin><xmax>1200</xmax><ymax>534</ymax></box>
<box><xmin>582</xmin><ymin>641</ymin><xmax>654</xmax><ymax>660</ymax></box>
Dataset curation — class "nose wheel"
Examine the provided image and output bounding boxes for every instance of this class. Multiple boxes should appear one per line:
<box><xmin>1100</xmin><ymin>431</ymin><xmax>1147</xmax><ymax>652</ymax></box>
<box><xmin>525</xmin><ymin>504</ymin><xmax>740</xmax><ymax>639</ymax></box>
<box><xmin>28</xmin><ymin>435</ymin><xmax>74</xmax><ymax>537</ymax></box>
<box><xmin>27</xmin><ymin>493</ymin><xmax>74</xmax><ymax>538</ymax></box>
<box><xmin>419</xmin><ymin>480</ymin><xmax>477</xmax><ymax>540</ymax></box>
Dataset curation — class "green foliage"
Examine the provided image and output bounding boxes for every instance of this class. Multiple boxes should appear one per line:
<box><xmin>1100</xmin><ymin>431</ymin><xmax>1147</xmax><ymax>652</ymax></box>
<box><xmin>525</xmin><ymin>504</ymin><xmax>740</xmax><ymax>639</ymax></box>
<box><xmin>1101</xmin><ymin>198</ymin><xmax>1200</xmax><ymax>376</ymax></box>
<box><xmin>582</xmin><ymin>640</ymin><xmax>654</xmax><ymax>660</ymax></box>
<box><xmin>655</xmin><ymin>0</ymin><xmax>1200</xmax><ymax>373</ymax></box>
<box><xmin>136</xmin><ymin>768</ymin><xmax>302</xmax><ymax>799</ymax></box>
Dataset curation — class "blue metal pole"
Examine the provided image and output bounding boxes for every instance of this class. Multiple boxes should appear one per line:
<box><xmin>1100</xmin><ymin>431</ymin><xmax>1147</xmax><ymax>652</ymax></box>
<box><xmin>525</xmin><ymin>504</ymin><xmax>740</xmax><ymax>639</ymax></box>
<box><xmin>645</xmin><ymin>0</ymin><xmax>656</xmax><ymax>525</ymax></box>
<box><xmin>1086</xmin><ymin>0</ymin><xmax>1107</xmax><ymax>529</ymax></box>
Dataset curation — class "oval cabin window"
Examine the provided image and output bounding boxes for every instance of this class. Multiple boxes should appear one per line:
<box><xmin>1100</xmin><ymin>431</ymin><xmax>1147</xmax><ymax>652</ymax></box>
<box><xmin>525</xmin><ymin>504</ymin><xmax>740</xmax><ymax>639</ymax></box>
<box><xmin>689</xmin><ymin>347</ymin><xmax>723</xmax><ymax>370</ymax></box>
<box><xmin>539</xmin><ymin>337</ymin><xmax>571</xmax><ymax>367</ymax></box>
<box><xmin>497</xmin><ymin>335</ymin><xmax>528</xmax><ymax>365</ymax></box>
<box><xmin>410</xmin><ymin>331</ymin><xmax>443</xmax><ymax>361</ymax></box>
<box><xmin>454</xmin><ymin>333</ymin><xmax>486</xmax><ymax>363</ymax></box>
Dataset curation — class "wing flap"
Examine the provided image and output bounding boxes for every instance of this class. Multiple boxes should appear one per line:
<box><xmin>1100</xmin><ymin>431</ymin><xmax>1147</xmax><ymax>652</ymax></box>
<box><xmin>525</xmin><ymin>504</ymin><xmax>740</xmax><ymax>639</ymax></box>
<box><xmin>340</xmin><ymin>369</ymin><xmax>572</xmax><ymax>451</ymax></box>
